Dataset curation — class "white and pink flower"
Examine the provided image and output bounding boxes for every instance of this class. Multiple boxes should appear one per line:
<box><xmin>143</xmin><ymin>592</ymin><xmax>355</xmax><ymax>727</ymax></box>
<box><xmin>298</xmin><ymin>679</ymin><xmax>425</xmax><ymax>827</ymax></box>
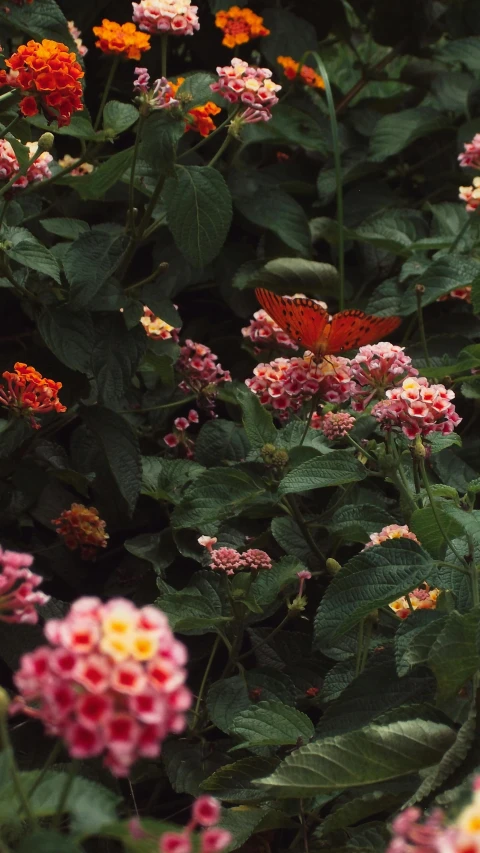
<box><xmin>0</xmin><ymin>139</ymin><xmax>52</xmax><ymax>191</ymax></box>
<box><xmin>458</xmin><ymin>133</ymin><xmax>480</xmax><ymax>169</ymax></box>
<box><xmin>211</xmin><ymin>57</ymin><xmax>281</xmax><ymax>123</ymax></box>
<box><xmin>371</xmin><ymin>377</ymin><xmax>461</xmax><ymax>440</ymax></box>
<box><xmin>132</xmin><ymin>0</ymin><xmax>200</xmax><ymax>36</ymax></box>
<box><xmin>0</xmin><ymin>546</ymin><xmax>49</xmax><ymax>625</ymax></box>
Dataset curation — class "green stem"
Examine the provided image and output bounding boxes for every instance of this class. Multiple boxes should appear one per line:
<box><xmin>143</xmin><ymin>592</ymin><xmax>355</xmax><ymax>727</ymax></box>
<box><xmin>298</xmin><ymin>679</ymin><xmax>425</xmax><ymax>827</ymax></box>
<box><xmin>412</xmin><ymin>458</ymin><xmax>422</xmax><ymax>502</ymax></box>
<box><xmin>208</xmin><ymin>133</ymin><xmax>232</xmax><ymax>167</ymax></box>
<box><xmin>347</xmin><ymin>433</ymin><xmax>376</xmax><ymax>463</ymax></box>
<box><xmin>415</xmin><ymin>286</ymin><xmax>431</xmax><ymax>368</ymax></box>
<box><xmin>285</xmin><ymin>495</ymin><xmax>325</xmax><ymax>563</ymax></box>
<box><xmin>161</xmin><ymin>34</ymin><xmax>168</xmax><ymax>79</ymax></box>
<box><xmin>420</xmin><ymin>458</ymin><xmax>470</xmax><ymax>570</ymax></box>
<box><xmin>94</xmin><ymin>56</ymin><xmax>120</xmax><ymax>132</ymax></box>
<box><xmin>299</xmin><ymin>391</ymin><xmax>320</xmax><ymax>446</ymax></box>
<box><xmin>0</xmin><ymin>715</ymin><xmax>35</xmax><ymax>826</ymax></box>
<box><xmin>52</xmin><ymin>761</ymin><xmax>77</xmax><ymax>830</ymax></box>
<box><xmin>437</xmin><ymin>560</ymin><xmax>471</xmax><ymax>576</ymax></box>
<box><xmin>387</xmin><ymin>434</ymin><xmax>417</xmax><ymax>515</ymax></box>
<box><xmin>124</xmin><ymin>261</ymin><xmax>169</xmax><ymax>294</ymax></box>
<box><xmin>303</xmin><ymin>51</ymin><xmax>344</xmax><ymax>309</ymax></box>
<box><xmin>191</xmin><ymin>634</ymin><xmax>221</xmax><ymax>729</ymax></box>
<box><xmin>128</xmin><ymin>114</ymin><xmax>146</xmax><ymax>235</ymax></box>
<box><xmin>177</xmin><ymin>114</ymin><xmax>232</xmax><ymax>161</ymax></box>
<box><xmin>137</xmin><ymin>173</ymin><xmax>167</xmax><ymax>236</ymax></box>
<box><xmin>25</xmin><ymin>740</ymin><xmax>63</xmax><ymax>803</ymax></box>
<box><xmin>118</xmin><ymin>394</ymin><xmax>196</xmax><ymax>414</ymax></box>
<box><xmin>0</xmin><ymin>114</ymin><xmax>21</xmax><ymax>140</ymax></box>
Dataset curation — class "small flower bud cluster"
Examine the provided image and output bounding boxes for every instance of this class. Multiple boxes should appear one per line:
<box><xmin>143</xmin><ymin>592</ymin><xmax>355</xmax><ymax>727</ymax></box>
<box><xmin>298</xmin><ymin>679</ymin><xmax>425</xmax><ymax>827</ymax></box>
<box><xmin>349</xmin><ymin>342</ymin><xmax>418</xmax><ymax>411</ymax></box>
<box><xmin>459</xmin><ymin>176</ymin><xmax>480</xmax><ymax>212</ymax></box>
<box><xmin>68</xmin><ymin>20</ymin><xmax>88</xmax><ymax>56</ymax></box>
<box><xmin>198</xmin><ymin>539</ymin><xmax>272</xmax><ymax>575</ymax></box>
<box><xmin>438</xmin><ymin>286</ymin><xmax>472</xmax><ymax>303</ymax></box>
<box><xmin>261</xmin><ymin>443</ymin><xmax>289</xmax><ymax>467</ymax></box>
<box><xmin>132</xmin><ymin>0</ymin><xmax>200</xmax><ymax>37</ymax></box>
<box><xmin>0</xmin><ymin>546</ymin><xmax>49</xmax><ymax>625</ymax></box>
<box><xmin>371</xmin><ymin>377</ymin><xmax>461</xmax><ymax>440</ymax></box>
<box><xmin>318</xmin><ymin>411</ymin><xmax>355</xmax><ymax>439</ymax></box>
<box><xmin>131</xmin><ymin>796</ymin><xmax>231</xmax><ymax>853</ymax></box>
<box><xmin>11</xmin><ymin>597</ymin><xmax>191</xmax><ymax>777</ymax></box>
<box><xmin>211</xmin><ymin>58</ymin><xmax>281</xmax><ymax>124</ymax></box>
<box><xmin>52</xmin><ymin>504</ymin><xmax>109</xmax><ymax>561</ymax></box>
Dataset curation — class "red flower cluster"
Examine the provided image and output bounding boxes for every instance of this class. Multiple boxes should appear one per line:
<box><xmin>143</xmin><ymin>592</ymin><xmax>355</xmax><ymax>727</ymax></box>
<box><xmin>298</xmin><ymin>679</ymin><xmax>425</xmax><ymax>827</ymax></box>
<box><xmin>52</xmin><ymin>504</ymin><xmax>109</xmax><ymax>561</ymax></box>
<box><xmin>372</xmin><ymin>376</ymin><xmax>461</xmax><ymax>439</ymax></box>
<box><xmin>0</xmin><ymin>546</ymin><xmax>49</xmax><ymax>625</ymax></box>
<box><xmin>0</xmin><ymin>362</ymin><xmax>66</xmax><ymax>429</ymax></box>
<box><xmin>11</xmin><ymin>597</ymin><xmax>191</xmax><ymax>776</ymax></box>
<box><xmin>4</xmin><ymin>39</ymin><xmax>84</xmax><ymax>127</ymax></box>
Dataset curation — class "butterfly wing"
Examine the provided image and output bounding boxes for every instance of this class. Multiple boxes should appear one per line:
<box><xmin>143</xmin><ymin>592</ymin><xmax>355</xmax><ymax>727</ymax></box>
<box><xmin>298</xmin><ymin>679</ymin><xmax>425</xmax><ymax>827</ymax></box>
<box><xmin>255</xmin><ymin>288</ymin><xmax>329</xmax><ymax>353</ymax></box>
<box><xmin>325</xmin><ymin>310</ymin><xmax>402</xmax><ymax>354</ymax></box>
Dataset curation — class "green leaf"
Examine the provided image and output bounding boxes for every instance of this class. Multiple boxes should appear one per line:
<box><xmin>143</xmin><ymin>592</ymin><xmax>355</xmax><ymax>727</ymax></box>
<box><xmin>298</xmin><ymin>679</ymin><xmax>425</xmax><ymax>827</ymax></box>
<box><xmin>279</xmin><ymin>451</ymin><xmax>367</xmax><ymax>496</ymax></box>
<box><xmin>157</xmin><ymin>570</ymin><xmax>230</xmax><ymax>634</ymax></box>
<box><xmin>40</xmin><ymin>217</ymin><xmax>89</xmax><ymax>240</ymax></box>
<box><xmin>37</xmin><ymin>308</ymin><xmax>94</xmax><ymax>374</ymax></box>
<box><xmin>369</xmin><ymin>108</ymin><xmax>448</xmax><ymax>162</ymax></box>
<box><xmin>91</xmin><ymin>316</ymin><xmax>146</xmax><ymax>407</ymax></box>
<box><xmin>271</xmin><ymin>516</ymin><xmax>312</xmax><ymax>561</ymax></box>
<box><xmin>207</xmin><ymin>676</ymin><xmax>251</xmax><ymax>733</ymax></box>
<box><xmin>140</xmin><ymin>112</ymin><xmax>185</xmax><ymax>174</ymax></box>
<box><xmin>436</xmin><ymin>37</ymin><xmax>480</xmax><ymax>72</ymax></box>
<box><xmin>202</xmin><ymin>757</ymin><xmax>279</xmax><ymax>802</ymax></box>
<box><xmin>314</xmin><ymin>539</ymin><xmax>437</xmax><ymax>647</ymax></box>
<box><xmin>103</xmin><ymin>101</ymin><xmax>139</xmax><ymax>135</ymax></box>
<box><xmin>27</xmin><ymin>114</ymin><xmax>97</xmax><ymax>140</ymax></box>
<box><xmin>255</xmin><ymin>104</ymin><xmax>327</xmax><ymax>153</ymax></box>
<box><xmin>234</xmin><ymin>385</ymin><xmax>277</xmax><ymax>451</ymax></box>
<box><xmin>165</xmin><ymin>165</ymin><xmax>232</xmax><ymax>267</ymax></box>
<box><xmin>64</xmin><ymin>148</ymin><xmax>134</xmax><ymax>200</ymax></box>
<box><xmin>231</xmin><ymin>700</ymin><xmax>314</xmax><ymax>748</ymax></box>
<box><xmin>7</xmin><ymin>135</ymin><xmax>30</xmax><ymax>170</ymax></box>
<box><xmin>428</xmin><ymin>608</ymin><xmax>480</xmax><ymax>701</ymax></box>
<box><xmin>0</xmin><ymin>0</ymin><xmax>70</xmax><ymax>41</ymax></box>
<box><xmin>5</xmin><ymin>240</ymin><xmax>61</xmax><ymax>283</ymax></box>
<box><xmin>329</xmin><ymin>504</ymin><xmax>398</xmax><ymax>544</ymax></box>
<box><xmin>171</xmin><ymin>468</ymin><xmax>266</xmax><ymax>531</ymax></box>
<box><xmin>253</xmin><ymin>555</ymin><xmax>308</xmax><ymax>608</ymax></box>
<box><xmin>177</xmin><ymin>72</ymin><xmax>219</xmax><ymax>109</ymax></box>
<box><xmin>256</xmin><ymin>718</ymin><xmax>455</xmax><ymax>796</ymax></box>
<box><xmin>394</xmin><ymin>612</ymin><xmax>447</xmax><ymax>677</ymax></box>
<box><xmin>195</xmin><ymin>420</ymin><xmax>250</xmax><ymax>467</ymax></box>
<box><xmin>80</xmin><ymin>405</ymin><xmax>141</xmax><ymax>514</ymax></box>
<box><xmin>317</xmin><ymin>791</ymin><xmax>403</xmax><ymax>838</ymax></box>
<box><xmin>163</xmin><ymin>740</ymin><xmax>232</xmax><ymax>797</ymax></box>
<box><xmin>410</xmin><ymin>505</ymin><xmax>464</xmax><ymax>559</ymax></box>
<box><xmin>400</xmin><ymin>255</ymin><xmax>480</xmax><ymax>316</ymax></box>
<box><xmin>250</xmin><ymin>257</ymin><xmax>339</xmax><ymax>299</ymax></box>
<box><xmin>64</xmin><ymin>231</ymin><xmax>125</xmax><ymax>308</ymax></box>
<box><xmin>261</xmin><ymin>8</ymin><xmax>318</xmax><ymax>67</ymax></box>
<box><xmin>17</xmin><ymin>831</ymin><xmax>83</xmax><ymax>853</ymax></box>
<box><xmin>124</xmin><ymin>530</ymin><xmax>176</xmax><ymax>575</ymax></box>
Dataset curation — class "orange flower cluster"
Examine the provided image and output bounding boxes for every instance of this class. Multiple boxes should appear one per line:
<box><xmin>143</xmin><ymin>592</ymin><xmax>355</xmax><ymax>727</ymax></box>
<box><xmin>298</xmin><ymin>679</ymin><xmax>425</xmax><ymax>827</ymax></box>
<box><xmin>4</xmin><ymin>39</ymin><xmax>84</xmax><ymax>127</ymax></box>
<box><xmin>0</xmin><ymin>363</ymin><xmax>66</xmax><ymax>429</ymax></box>
<box><xmin>277</xmin><ymin>56</ymin><xmax>324</xmax><ymax>89</ymax></box>
<box><xmin>169</xmin><ymin>77</ymin><xmax>221</xmax><ymax>137</ymax></box>
<box><xmin>53</xmin><ymin>503</ymin><xmax>109</xmax><ymax>561</ymax></box>
<box><xmin>215</xmin><ymin>6</ymin><xmax>270</xmax><ymax>48</ymax></box>
<box><xmin>93</xmin><ymin>19</ymin><xmax>151</xmax><ymax>60</ymax></box>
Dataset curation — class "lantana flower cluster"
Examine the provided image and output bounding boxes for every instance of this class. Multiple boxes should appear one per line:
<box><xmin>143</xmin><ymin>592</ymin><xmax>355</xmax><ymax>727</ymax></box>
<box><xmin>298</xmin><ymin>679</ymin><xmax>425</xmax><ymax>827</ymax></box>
<box><xmin>371</xmin><ymin>376</ymin><xmax>461</xmax><ymax>439</ymax></box>
<box><xmin>317</xmin><ymin>410</ymin><xmax>356</xmax><ymax>439</ymax></box>
<box><xmin>214</xmin><ymin>6</ymin><xmax>270</xmax><ymax>48</ymax></box>
<box><xmin>458</xmin><ymin>133</ymin><xmax>480</xmax><ymax>169</ymax></box>
<box><xmin>11</xmin><ymin>597</ymin><xmax>191</xmax><ymax>777</ymax></box>
<box><xmin>438</xmin><ymin>286</ymin><xmax>472</xmax><ymax>303</ymax></box>
<box><xmin>365</xmin><ymin>524</ymin><xmax>419</xmax><ymax>548</ymax></box>
<box><xmin>58</xmin><ymin>154</ymin><xmax>95</xmax><ymax>177</ymax></box>
<box><xmin>93</xmin><ymin>19</ymin><xmax>151</xmax><ymax>60</ymax></box>
<box><xmin>0</xmin><ymin>546</ymin><xmax>49</xmax><ymax>625</ymax></box>
<box><xmin>389</xmin><ymin>584</ymin><xmax>439</xmax><ymax>619</ymax></box>
<box><xmin>0</xmin><ymin>139</ymin><xmax>52</xmax><ymax>190</ymax></box>
<box><xmin>241</xmin><ymin>309</ymin><xmax>298</xmax><ymax>352</ymax></box>
<box><xmin>140</xmin><ymin>305</ymin><xmax>180</xmax><ymax>340</ymax></box>
<box><xmin>133</xmin><ymin>70</ymin><xmax>221</xmax><ymax>135</ymax></box>
<box><xmin>0</xmin><ymin>362</ymin><xmax>66</xmax><ymax>429</ymax></box>
<box><xmin>132</xmin><ymin>0</ymin><xmax>200</xmax><ymax>37</ymax></box>
<box><xmin>459</xmin><ymin>177</ymin><xmax>480</xmax><ymax>212</ymax></box>
<box><xmin>211</xmin><ymin>58</ymin><xmax>281</xmax><ymax>124</ymax></box>
<box><xmin>387</xmin><ymin>778</ymin><xmax>480</xmax><ymax>853</ymax></box>
<box><xmin>246</xmin><ymin>354</ymin><xmax>353</xmax><ymax>421</ymax></box>
<box><xmin>199</xmin><ymin>538</ymin><xmax>272</xmax><ymax>575</ymax></box>
<box><xmin>277</xmin><ymin>55</ymin><xmax>324</xmax><ymax>89</ymax></box>
<box><xmin>3</xmin><ymin>38</ymin><xmax>84</xmax><ymax>127</ymax></box>
<box><xmin>177</xmin><ymin>340</ymin><xmax>232</xmax><ymax>408</ymax></box>
<box><xmin>53</xmin><ymin>504</ymin><xmax>109</xmax><ymax>561</ymax></box>
<box><xmin>349</xmin><ymin>342</ymin><xmax>418</xmax><ymax>411</ymax></box>
<box><xmin>68</xmin><ymin>21</ymin><xmax>88</xmax><ymax>57</ymax></box>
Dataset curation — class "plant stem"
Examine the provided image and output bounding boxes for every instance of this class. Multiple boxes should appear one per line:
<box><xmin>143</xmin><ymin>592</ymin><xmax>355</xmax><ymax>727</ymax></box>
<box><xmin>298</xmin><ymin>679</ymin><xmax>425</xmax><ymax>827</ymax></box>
<box><xmin>0</xmin><ymin>715</ymin><xmax>35</xmax><ymax>826</ymax></box>
<box><xmin>347</xmin><ymin>433</ymin><xmax>376</xmax><ymax>463</ymax></box>
<box><xmin>387</xmin><ymin>434</ymin><xmax>417</xmax><ymax>515</ymax></box>
<box><xmin>177</xmin><ymin>114</ymin><xmax>232</xmax><ymax>161</ymax></box>
<box><xmin>94</xmin><ymin>56</ymin><xmax>120</xmax><ymax>132</ymax></box>
<box><xmin>0</xmin><ymin>114</ymin><xmax>21</xmax><ymax>140</ymax></box>
<box><xmin>420</xmin><ymin>457</ymin><xmax>470</xmax><ymax>570</ymax></box>
<box><xmin>415</xmin><ymin>285</ymin><xmax>431</xmax><ymax>368</ymax></box>
<box><xmin>52</xmin><ymin>761</ymin><xmax>77</xmax><ymax>830</ymax></box>
<box><xmin>127</xmin><ymin>114</ymin><xmax>146</xmax><ymax>235</ymax></box>
<box><xmin>299</xmin><ymin>391</ymin><xmax>320</xmax><ymax>445</ymax></box>
<box><xmin>285</xmin><ymin>495</ymin><xmax>325</xmax><ymax>564</ymax></box>
<box><xmin>161</xmin><ymin>34</ymin><xmax>168</xmax><ymax>79</ymax></box>
<box><xmin>124</xmin><ymin>261</ymin><xmax>169</xmax><ymax>294</ymax></box>
<box><xmin>360</xmin><ymin>617</ymin><xmax>373</xmax><ymax>672</ymax></box>
<box><xmin>303</xmin><ymin>51</ymin><xmax>345</xmax><ymax>310</ymax></box>
<box><xmin>190</xmin><ymin>634</ymin><xmax>221</xmax><ymax>729</ymax></box>
<box><xmin>208</xmin><ymin>133</ymin><xmax>232</xmax><ymax>167</ymax></box>
<box><xmin>119</xmin><ymin>394</ymin><xmax>196</xmax><ymax>414</ymax></box>
<box><xmin>25</xmin><ymin>740</ymin><xmax>62</xmax><ymax>802</ymax></box>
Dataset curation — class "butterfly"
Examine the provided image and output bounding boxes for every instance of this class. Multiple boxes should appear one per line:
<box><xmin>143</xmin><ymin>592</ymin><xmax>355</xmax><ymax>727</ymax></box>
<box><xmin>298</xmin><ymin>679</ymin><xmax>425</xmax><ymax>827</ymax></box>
<box><xmin>255</xmin><ymin>288</ymin><xmax>401</xmax><ymax>361</ymax></box>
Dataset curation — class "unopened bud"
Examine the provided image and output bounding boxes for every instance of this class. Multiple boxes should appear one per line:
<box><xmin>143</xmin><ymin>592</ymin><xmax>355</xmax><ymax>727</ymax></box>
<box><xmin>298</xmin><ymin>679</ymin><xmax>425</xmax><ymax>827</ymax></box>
<box><xmin>413</xmin><ymin>435</ymin><xmax>426</xmax><ymax>459</ymax></box>
<box><xmin>326</xmin><ymin>558</ymin><xmax>341</xmax><ymax>575</ymax></box>
<box><xmin>37</xmin><ymin>132</ymin><xmax>54</xmax><ymax>152</ymax></box>
<box><xmin>0</xmin><ymin>687</ymin><xmax>9</xmax><ymax>716</ymax></box>
<box><xmin>415</xmin><ymin>283</ymin><xmax>425</xmax><ymax>295</ymax></box>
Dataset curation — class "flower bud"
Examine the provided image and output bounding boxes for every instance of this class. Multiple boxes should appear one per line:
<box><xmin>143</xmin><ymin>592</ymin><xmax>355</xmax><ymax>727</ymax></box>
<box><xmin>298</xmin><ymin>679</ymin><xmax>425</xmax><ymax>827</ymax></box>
<box><xmin>0</xmin><ymin>687</ymin><xmax>9</xmax><ymax>717</ymax></box>
<box><xmin>413</xmin><ymin>435</ymin><xmax>426</xmax><ymax>459</ymax></box>
<box><xmin>326</xmin><ymin>558</ymin><xmax>341</xmax><ymax>575</ymax></box>
<box><xmin>37</xmin><ymin>132</ymin><xmax>54</xmax><ymax>152</ymax></box>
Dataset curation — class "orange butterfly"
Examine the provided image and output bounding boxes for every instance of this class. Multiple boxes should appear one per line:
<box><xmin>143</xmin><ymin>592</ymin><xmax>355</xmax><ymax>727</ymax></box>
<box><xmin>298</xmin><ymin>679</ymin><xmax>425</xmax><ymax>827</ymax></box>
<box><xmin>255</xmin><ymin>289</ymin><xmax>401</xmax><ymax>361</ymax></box>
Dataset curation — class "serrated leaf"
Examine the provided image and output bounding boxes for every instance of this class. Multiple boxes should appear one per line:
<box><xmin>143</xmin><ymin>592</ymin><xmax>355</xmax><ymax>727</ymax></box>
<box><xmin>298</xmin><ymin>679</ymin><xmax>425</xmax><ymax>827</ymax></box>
<box><xmin>91</xmin><ymin>316</ymin><xmax>146</xmax><ymax>407</ymax></box>
<box><xmin>171</xmin><ymin>468</ymin><xmax>266</xmax><ymax>531</ymax></box>
<box><xmin>369</xmin><ymin>108</ymin><xmax>448</xmax><ymax>162</ymax></box>
<box><xmin>231</xmin><ymin>700</ymin><xmax>314</xmax><ymax>748</ymax></box>
<box><xmin>428</xmin><ymin>608</ymin><xmax>480</xmax><ymax>700</ymax></box>
<box><xmin>40</xmin><ymin>218</ymin><xmax>89</xmax><ymax>240</ymax></box>
<box><xmin>5</xmin><ymin>240</ymin><xmax>61</xmax><ymax>283</ymax></box>
<box><xmin>394</xmin><ymin>612</ymin><xmax>447</xmax><ymax>677</ymax></box>
<box><xmin>234</xmin><ymin>384</ymin><xmax>277</xmax><ymax>451</ymax></box>
<box><xmin>279</xmin><ymin>451</ymin><xmax>367</xmax><ymax>496</ymax></box>
<box><xmin>329</xmin><ymin>504</ymin><xmax>398</xmax><ymax>544</ymax></box>
<box><xmin>124</xmin><ymin>529</ymin><xmax>176</xmax><ymax>575</ymax></box>
<box><xmin>80</xmin><ymin>405</ymin><xmax>141</xmax><ymax>514</ymax></box>
<box><xmin>256</xmin><ymin>718</ymin><xmax>455</xmax><ymax>796</ymax></box>
<box><xmin>317</xmin><ymin>791</ymin><xmax>403</xmax><ymax>837</ymax></box>
<box><xmin>103</xmin><ymin>101</ymin><xmax>139</xmax><ymax>135</ymax></box>
<box><xmin>37</xmin><ymin>308</ymin><xmax>94</xmax><ymax>374</ymax></box>
<box><xmin>195</xmin><ymin>420</ymin><xmax>250</xmax><ymax>467</ymax></box>
<box><xmin>410</xmin><ymin>505</ymin><xmax>465</xmax><ymax>559</ymax></box>
<box><xmin>165</xmin><ymin>165</ymin><xmax>232</xmax><ymax>267</ymax></box>
<box><xmin>253</xmin><ymin>555</ymin><xmax>307</xmax><ymax>608</ymax></box>
<box><xmin>202</xmin><ymin>757</ymin><xmax>279</xmax><ymax>802</ymax></box>
<box><xmin>401</xmin><ymin>255</ymin><xmax>480</xmax><ymax>316</ymax></box>
<box><xmin>64</xmin><ymin>231</ymin><xmax>125</xmax><ymax>308</ymax></box>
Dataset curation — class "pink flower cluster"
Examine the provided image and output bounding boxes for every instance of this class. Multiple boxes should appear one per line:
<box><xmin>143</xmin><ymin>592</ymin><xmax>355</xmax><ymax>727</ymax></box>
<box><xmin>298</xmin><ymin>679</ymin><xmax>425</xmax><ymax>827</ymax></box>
<box><xmin>132</xmin><ymin>0</ymin><xmax>200</xmax><ymax>36</ymax></box>
<box><xmin>177</xmin><ymin>340</ymin><xmax>231</xmax><ymax>408</ymax></box>
<box><xmin>130</xmin><ymin>796</ymin><xmax>231</xmax><ymax>853</ymax></box>
<box><xmin>11</xmin><ymin>597</ymin><xmax>191</xmax><ymax>777</ymax></box>
<box><xmin>365</xmin><ymin>524</ymin><xmax>419</xmax><ymax>548</ymax></box>
<box><xmin>134</xmin><ymin>68</ymin><xmax>179</xmax><ymax>110</ymax></box>
<box><xmin>458</xmin><ymin>133</ymin><xmax>480</xmax><ymax>169</ymax></box>
<box><xmin>241</xmin><ymin>309</ymin><xmax>298</xmax><ymax>352</ymax></box>
<box><xmin>0</xmin><ymin>546</ymin><xmax>49</xmax><ymax>625</ymax></box>
<box><xmin>211</xmin><ymin>58</ymin><xmax>281</xmax><ymax>123</ymax></box>
<box><xmin>199</xmin><ymin>539</ymin><xmax>272</xmax><ymax>575</ymax></box>
<box><xmin>459</xmin><ymin>177</ymin><xmax>480</xmax><ymax>212</ymax></box>
<box><xmin>246</xmin><ymin>354</ymin><xmax>353</xmax><ymax>421</ymax></box>
<box><xmin>0</xmin><ymin>139</ymin><xmax>52</xmax><ymax>191</ymax></box>
<box><xmin>349</xmin><ymin>342</ymin><xmax>418</xmax><ymax>411</ymax></box>
<box><xmin>164</xmin><ymin>409</ymin><xmax>199</xmax><ymax>456</ymax></box>
<box><xmin>68</xmin><ymin>20</ymin><xmax>88</xmax><ymax>57</ymax></box>
<box><xmin>371</xmin><ymin>376</ymin><xmax>461</xmax><ymax>439</ymax></box>
<box><xmin>318</xmin><ymin>410</ymin><xmax>355</xmax><ymax>439</ymax></box>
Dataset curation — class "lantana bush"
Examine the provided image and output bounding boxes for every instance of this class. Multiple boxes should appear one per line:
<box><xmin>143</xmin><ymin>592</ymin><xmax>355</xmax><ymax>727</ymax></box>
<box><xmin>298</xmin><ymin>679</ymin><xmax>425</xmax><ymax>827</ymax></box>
<box><xmin>2</xmin><ymin>0</ymin><xmax>480</xmax><ymax>851</ymax></box>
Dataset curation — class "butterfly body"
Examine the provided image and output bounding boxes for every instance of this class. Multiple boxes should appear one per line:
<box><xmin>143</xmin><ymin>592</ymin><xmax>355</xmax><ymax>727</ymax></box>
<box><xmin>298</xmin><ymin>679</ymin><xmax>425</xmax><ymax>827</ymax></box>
<box><xmin>255</xmin><ymin>289</ymin><xmax>401</xmax><ymax>360</ymax></box>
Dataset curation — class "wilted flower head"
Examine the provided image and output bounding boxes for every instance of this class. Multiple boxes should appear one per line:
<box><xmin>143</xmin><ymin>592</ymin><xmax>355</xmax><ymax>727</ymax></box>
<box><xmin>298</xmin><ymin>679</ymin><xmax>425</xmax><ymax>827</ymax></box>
<box><xmin>68</xmin><ymin>20</ymin><xmax>88</xmax><ymax>57</ymax></box>
<box><xmin>211</xmin><ymin>58</ymin><xmax>281</xmax><ymax>124</ymax></box>
<box><xmin>348</xmin><ymin>342</ymin><xmax>418</xmax><ymax>411</ymax></box>
<box><xmin>0</xmin><ymin>139</ymin><xmax>52</xmax><ymax>191</ymax></box>
<box><xmin>11</xmin><ymin>597</ymin><xmax>191</xmax><ymax>777</ymax></box>
<box><xmin>53</xmin><ymin>504</ymin><xmax>109</xmax><ymax>561</ymax></box>
<box><xmin>0</xmin><ymin>546</ymin><xmax>49</xmax><ymax>625</ymax></box>
<box><xmin>58</xmin><ymin>154</ymin><xmax>94</xmax><ymax>176</ymax></box>
<box><xmin>5</xmin><ymin>38</ymin><xmax>84</xmax><ymax>127</ymax></box>
<box><xmin>459</xmin><ymin>177</ymin><xmax>480</xmax><ymax>212</ymax></box>
<box><xmin>390</xmin><ymin>584</ymin><xmax>440</xmax><ymax>619</ymax></box>
<box><xmin>0</xmin><ymin>362</ymin><xmax>66</xmax><ymax>429</ymax></box>
<box><xmin>215</xmin><ymin>6</ymin><xmax>270</xmax><ymax>48</ymax></box>
<box><xmin>319</xmin><ymin>411</ymin><xmax>355</xmax><ymax>439</ymax></box>
<box><xmin>134</xmin><ymin>68</ymin><xmax>179</xmax><ymax>110</ymax></box>
<box><xmin>141</xmin><ymin>306</ymin><xmax>180</xmax><ymax>340</ymax></box>
<box><xmin>246</xmin><ymin>354</ymin><xmax>353</xmax><ymax>422</ymax></box>
<box><xmin>132</xmin><ymin>0</ymin><xmax>200</xmax><ymax>37</ymax></box>
<box><xmin>93</xmin><ymin>19</ymin><xmax>151</xmax><ymax>59</ymax></box>
<box><xmin>372</xmin><ymin>377</ymin><xmax>461</xmax><ymax>440</ymax></box>
<box><xmin>277</xmin><ymin>56</ymin><xmax>324</xmax><ymax>89</ymax></box>
<box><xmin>458</xmin><ymin>133</ymin><xmax>480</xmax><ymax>169</ymax></box>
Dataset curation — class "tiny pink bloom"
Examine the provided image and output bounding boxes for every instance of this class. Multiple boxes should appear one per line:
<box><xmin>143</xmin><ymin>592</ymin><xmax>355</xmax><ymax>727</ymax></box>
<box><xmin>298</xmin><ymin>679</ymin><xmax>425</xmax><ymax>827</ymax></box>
<box><xmin>200</xmin><ymin>828</ymin><xmax>233</xmax><ymax>853</ymax></box>
<box><xmin>198</xmin><ymin>535</ymin><xmax>218</xmax><ymax>551</ymax></box>
<box><xmin>188</xmin><ymin>409</ymin><xmax>199</xmax><ymax>423</ymax></box>
<box><xmin>174</xmin><ymin>417</ymin><xmax>190</xmax><ymax>431</ymax></box>
<box><xmin>160</xmin><ymin>832</ymin><xmax>192</xmax><ymax>853</ymax></box>
<box><xmin>164</xmin><ymin>433</ymin><xmax>179</xmax><ymax>448</ymax></box>
<box><xmin>297</xmin><ymin>570</ymin><xmax>312</xmax><ymax>580</ymax></box>
<box><xmin>192</xmin><ymin>796</ymin><xmax>221</xmax><ymax>827</ymax></box>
